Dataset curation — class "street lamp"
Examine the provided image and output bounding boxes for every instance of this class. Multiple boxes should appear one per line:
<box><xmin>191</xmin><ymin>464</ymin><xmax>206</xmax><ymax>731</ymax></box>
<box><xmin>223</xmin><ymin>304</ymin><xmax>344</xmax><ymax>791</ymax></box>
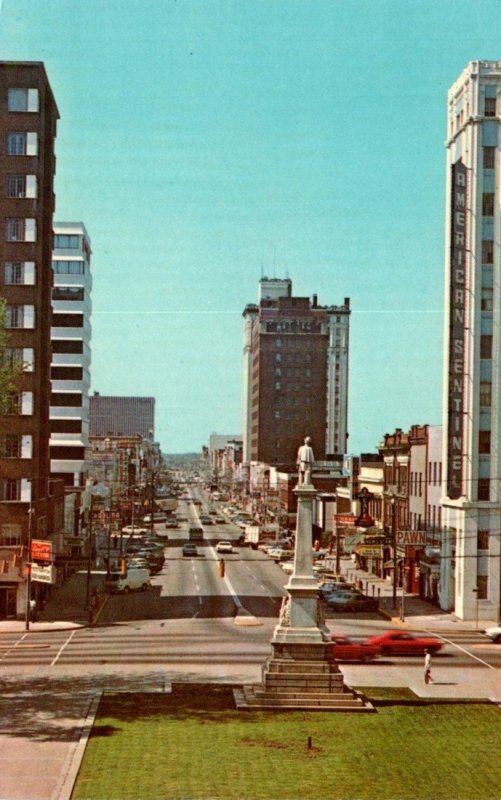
<box><xmin>24</xmin><ymin>480</ymin><xmax>34</xmax><ymax>631</ymax></box>
<box><xmin>390</xmin><ymin>493</ymin><xmax>398</xmax><ymax>609</ymax></box>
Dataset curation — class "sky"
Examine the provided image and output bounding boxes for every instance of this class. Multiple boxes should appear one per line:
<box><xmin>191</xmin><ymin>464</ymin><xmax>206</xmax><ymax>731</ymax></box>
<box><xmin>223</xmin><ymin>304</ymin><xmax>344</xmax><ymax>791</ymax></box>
<box><xmin>1</xmin><ymin>0</ymin><xmax>501</xmax><ymax>455</ymax></box>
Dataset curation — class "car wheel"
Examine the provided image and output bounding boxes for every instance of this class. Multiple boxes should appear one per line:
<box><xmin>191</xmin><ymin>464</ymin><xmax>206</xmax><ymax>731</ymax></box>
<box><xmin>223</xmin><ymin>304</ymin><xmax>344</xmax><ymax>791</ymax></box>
<box><xmin>493</xmin><ymin>635</ymin><xmax>501</xmax><ymax>644</ymax></box>
<box><xmin>141</xmin><ymin>584</ymin><xmax>148</xmax><ymax>591</ymax></box>
<box><xmin>123</xmin><ymin>587</ymin><xmax>130</xmax><ymax>593</ymax></box>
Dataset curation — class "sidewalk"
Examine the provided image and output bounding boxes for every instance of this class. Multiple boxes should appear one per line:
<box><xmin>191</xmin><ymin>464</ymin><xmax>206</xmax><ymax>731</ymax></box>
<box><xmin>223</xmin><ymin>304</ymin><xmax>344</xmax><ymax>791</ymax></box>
<box><xmin>334</xmin><ymin>557</ymin><xmax>499</xmax><ymax>632</ymax></box>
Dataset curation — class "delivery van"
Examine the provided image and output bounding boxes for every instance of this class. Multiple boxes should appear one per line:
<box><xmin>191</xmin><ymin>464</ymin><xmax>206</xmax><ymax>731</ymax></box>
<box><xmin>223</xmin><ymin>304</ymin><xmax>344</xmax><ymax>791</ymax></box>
<box><xmin>104</xmin><ymin>567</ymin><xmax>151</xmax><ymax>593</ymax></box>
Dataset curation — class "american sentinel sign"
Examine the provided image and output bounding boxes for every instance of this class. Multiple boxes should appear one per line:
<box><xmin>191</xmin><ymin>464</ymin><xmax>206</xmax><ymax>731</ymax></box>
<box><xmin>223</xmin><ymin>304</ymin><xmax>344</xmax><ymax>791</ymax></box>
<box><xmin>447</xmin><ymin>160</ymin><xmax>467</xmax><ymax>499</ymax></box>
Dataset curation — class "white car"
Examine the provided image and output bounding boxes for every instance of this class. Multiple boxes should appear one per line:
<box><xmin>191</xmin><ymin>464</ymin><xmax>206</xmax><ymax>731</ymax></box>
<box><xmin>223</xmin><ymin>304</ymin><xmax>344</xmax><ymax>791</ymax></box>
<box><xmin>122</xmin><ymin>525</ymin><xmax>148</xmax><ymax>536</ymax></box>
<box><xmin>484</xmin><ymin>623</ymin><xmax>501</xmax><ymax>643</ymax></box>
<box><xmin>216</xmin><ymin>541</ymin><xmax>233</xmax><ymax>554</ymax></box>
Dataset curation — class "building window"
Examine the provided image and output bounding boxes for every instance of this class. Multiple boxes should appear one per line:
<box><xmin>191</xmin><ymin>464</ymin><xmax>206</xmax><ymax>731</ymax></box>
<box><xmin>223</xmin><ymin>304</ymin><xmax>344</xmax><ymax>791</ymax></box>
<box><xmin>485</xmin><ymin>97</ymin><xmax>497</xmax><ymax>117</ymax></box>
<box><xmin>51</xmin><ymin>340</ymin><xmax>83</xmax><ymax>354</ymax></box>
<box><xmin>482</xmin><ymin>240</ymin><xmax>494</xmax><ymax>263</ymax></box>
<box><xmin>483</xmin><ymin>147</ymin><xmax>495</xmax><ymax>169</ymax></box>
<box><xmin>50</xmin><ymin>366</ymin><xmax>83</xmax><ymax>380</ymax></box>
<box><xmin>1</xmin><ymin>435</ymin><xmax>21</xmax><ymax>458</ymax></box>
<box><xmin>51</xmin><ymin>313</ymin><xmax>84</xmax><ymax>328</ymax></box>
<box><xmin>479</xmin><ymin>430</ymin><xmax>491</xmax><ymax>454</ymax></box>
<box><xmin>477</xmin><ymin>479</ymin><xmax>490</xmax><ymax>501</ymax></box>
<box><xmin>7</xmin><ymin>132</ymin><xmax>38</xmax><ymax>156</ymax></box>
<box><xmin>3</xmin><ymin>393</ymin><xmax>20</xmax><ymax>415</ymax></box>
<box><xmin>53</xmin><ymin>234</ymin><xmax>80</xmax><ymax>249</ymax></box>
<box><xmin>50</xmin><ymin>419</ymin><xmax>82</xmax><ymax>433</ymax></box>
<box><xmin>6</xmin><ymin>175</ymin><xmax>26</xmax><ymax>198</ymax></box>
<box><xmin>50</xmin><ymin>446</ymin><xmax>86</xmax><ymax>460</ymax></box>
<box><xmin>5</xmin><ymin>305</ymin><xmax>34</xmax><ymax>329</ymax></box>
<box><xmin>5</xmin><ymin>218</ymin><xmax>36</xmax><ymax>242</ymax></box>
<box><xmin>0</xmin><ymin>524</ymin><xmax>21</xmax><ymax>545</ymax></box>
<box><xmin>50</xmin><ymin>393</ymin><xmax>83</xmax><ymax>407</ymax></box>
<box><xmin>480</xmin><ymin>382</ymin><xmax>492</xmax><ymax>407</ymax></box>
<box><xmin>4</xmin><ymin>261</ymin><xmax>35</xmax><ymax>285</ymax></box>
<box><xmin>481</xmin><ymin>288</ymin><xmax>493</xmax><ymax>311</ymax></box>
<box><xmin>477</xmin><ymin>530</ymin><xmax>489</xmax><ymax>550</ymax></box>
<box><xmin>480</xmin><ymin>335</ymin><xmax>493</xmax><ymax>359</ymax></box>
<box><xmin>477</xmin><ymin>575</ymin><xmax>488</xmax><ymax>600</ymax></box>
<box><xmin>52</xmin><ymin>287</ymin><xmax>84</xmax><ymax>302</ymax></box>
<box><xmin>482</xmin><ymin>193</ymin><xmax>495</xmax><ymax>216</ymax></box>
<box><xmin>1</xmin><ymin>480</ymin><xmax>21</xmax><ymax>501</ymax></box>
<box><xmin>51</xmin><ymin>260</ymin><xmax>85</xmax><ymax>274</ymax></box>
<box><xmin>7</xmin><ymin>88</ymin><xmax>39</xmax><ymax>113</ymax></box>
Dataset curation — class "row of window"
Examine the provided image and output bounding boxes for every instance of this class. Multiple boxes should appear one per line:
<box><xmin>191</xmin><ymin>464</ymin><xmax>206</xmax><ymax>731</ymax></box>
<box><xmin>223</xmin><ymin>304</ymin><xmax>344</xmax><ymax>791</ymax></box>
<box><xmin>5</xmin><ymin>307</ymin><xmax>84</xmax><ymax>329</ymax></box>
<box><xmin>2</xmin><ymin>260</ymin><xmax>87</xmax><ymax>284</ymax></box>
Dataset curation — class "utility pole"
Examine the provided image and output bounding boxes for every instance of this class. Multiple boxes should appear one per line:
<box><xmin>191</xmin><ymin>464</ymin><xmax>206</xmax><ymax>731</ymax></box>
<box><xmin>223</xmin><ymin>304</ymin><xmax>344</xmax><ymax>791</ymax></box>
<box><xmin>25</xmin><ymin>480</ymin><xmax>34</xmax><ymax>631</ymax></box>
<box><xmin>391</xmin><ymin>494</ymin><xmax>398</xmax><ymax>608</ymax></box>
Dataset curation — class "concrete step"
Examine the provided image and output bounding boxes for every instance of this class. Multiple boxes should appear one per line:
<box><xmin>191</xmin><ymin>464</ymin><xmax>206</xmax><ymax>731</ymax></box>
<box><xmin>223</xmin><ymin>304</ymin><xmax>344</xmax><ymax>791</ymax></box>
<box><xmin>235</xmin><ymin>686</ymin><xmax>375</xmax><ymax>712</ymax></box>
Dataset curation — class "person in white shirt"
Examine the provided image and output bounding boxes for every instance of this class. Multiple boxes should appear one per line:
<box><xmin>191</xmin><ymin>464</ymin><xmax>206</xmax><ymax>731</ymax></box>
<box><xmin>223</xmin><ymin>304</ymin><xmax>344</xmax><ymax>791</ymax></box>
<box><xmin>424</xmin><ymin>648</ymin><xmax>433</xmax><ymax>684</ymax></box>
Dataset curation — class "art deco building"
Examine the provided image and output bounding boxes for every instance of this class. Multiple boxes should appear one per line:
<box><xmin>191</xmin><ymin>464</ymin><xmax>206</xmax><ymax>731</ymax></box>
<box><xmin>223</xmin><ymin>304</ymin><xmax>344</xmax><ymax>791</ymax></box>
<box><xmin>443</xmin><ymin>61</ymin><xmax>501</xmax><ymax>619</ymax></box>
<box><xmin>242</xmin><ymin>278</ymin><xmax>350</xmax><ymax>468</ymax></box>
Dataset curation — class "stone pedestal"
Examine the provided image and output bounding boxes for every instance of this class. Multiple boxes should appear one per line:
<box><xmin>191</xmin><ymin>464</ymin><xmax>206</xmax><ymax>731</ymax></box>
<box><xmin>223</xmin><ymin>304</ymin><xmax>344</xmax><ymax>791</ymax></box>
<box><xmin>236</xmin><ymin>477</ymin><xmax>373</xmax><ymax>712</ymax></box>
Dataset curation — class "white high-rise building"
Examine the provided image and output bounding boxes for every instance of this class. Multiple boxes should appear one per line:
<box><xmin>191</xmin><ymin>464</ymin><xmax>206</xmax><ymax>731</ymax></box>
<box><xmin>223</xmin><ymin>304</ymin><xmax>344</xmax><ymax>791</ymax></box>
<box><xmin>50</xmin><ymin>222</ymin><xmax>92</xmax><ymax>491</ymax></box>
<box><xmin>443</xmin><ymin>61</ymin><xmax>501</xmax><ymax>620</ymax></box>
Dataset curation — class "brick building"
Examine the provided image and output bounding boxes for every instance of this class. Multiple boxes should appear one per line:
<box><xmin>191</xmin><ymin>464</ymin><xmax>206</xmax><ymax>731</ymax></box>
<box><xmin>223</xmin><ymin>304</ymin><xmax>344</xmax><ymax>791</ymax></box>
<box><xmin>0</xmin><ymin>62</ymin><xmax>63</xmax><ymax>618</ymax></box>
<box><xmin>242</xmin><ymin>278</ymin><xmax>350</xmax><ymax>468</ymax></box>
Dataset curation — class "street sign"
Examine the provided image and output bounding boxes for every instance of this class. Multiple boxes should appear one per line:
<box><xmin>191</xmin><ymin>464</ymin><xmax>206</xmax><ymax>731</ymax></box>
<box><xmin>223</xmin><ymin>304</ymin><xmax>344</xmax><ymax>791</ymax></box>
<box><xmin>31</xmin><ymin>563</ymin><xmax>55</xmax><ymax>584</ymax></box>
<box><xmin>31</xmin><ymin>539</ymin><xmax>53</xmax><ymax>562</ymax></box>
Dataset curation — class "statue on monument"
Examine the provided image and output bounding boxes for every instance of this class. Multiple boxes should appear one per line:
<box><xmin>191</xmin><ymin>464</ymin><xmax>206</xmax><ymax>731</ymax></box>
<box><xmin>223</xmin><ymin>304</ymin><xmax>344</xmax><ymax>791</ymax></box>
<box><xmin>297</xmin><ymin>436</ymin><xmax>315</xmax><ymax>485</ymax></box>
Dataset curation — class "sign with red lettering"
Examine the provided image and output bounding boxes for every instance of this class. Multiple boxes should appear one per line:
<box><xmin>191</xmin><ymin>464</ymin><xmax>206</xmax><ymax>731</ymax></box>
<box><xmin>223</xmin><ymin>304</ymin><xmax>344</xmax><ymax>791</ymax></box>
<box><xmin>336</xmin><ymin>514</ymin><xmax>356</xmax><ymax>526</ymax></box>
<box><xmin>31</xmin><ymin>539</ymin><xmax>53</xmax><ymax>562</ymax></box>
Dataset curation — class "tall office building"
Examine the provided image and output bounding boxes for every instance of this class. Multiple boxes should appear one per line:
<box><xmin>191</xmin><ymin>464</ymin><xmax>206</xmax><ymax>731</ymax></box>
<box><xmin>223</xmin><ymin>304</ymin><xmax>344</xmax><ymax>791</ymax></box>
<box><xmin>50</xmin><ymin>222</ymin><xmax>92</xmax><ymax>490</ymax></box>
<box><xmin>0</xmin><ymin>63</ymin><xmax>60</xmax><ymax>618</ymax></box>
<box><xmin>443</xmin><ymin>61</ymin><xmax>501</xmax><ymax>620</ymax></box>
<box><xmin>242</xmin><ymin>278</ymin><xmax>350</xmax><ymax>466</ymax></box>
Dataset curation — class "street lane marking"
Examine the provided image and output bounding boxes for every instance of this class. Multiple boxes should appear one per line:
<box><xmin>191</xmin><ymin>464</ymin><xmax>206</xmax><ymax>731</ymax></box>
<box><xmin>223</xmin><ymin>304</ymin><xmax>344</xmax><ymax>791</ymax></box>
<box><xmin>51</xmin><ymin>629</ymin><xmax>77</xmax><ymax>666</ymax></box>
<box><xmin>437</xmin><ymin>635</ymin><xmax>497</xmax><ymax>670</ymax></box>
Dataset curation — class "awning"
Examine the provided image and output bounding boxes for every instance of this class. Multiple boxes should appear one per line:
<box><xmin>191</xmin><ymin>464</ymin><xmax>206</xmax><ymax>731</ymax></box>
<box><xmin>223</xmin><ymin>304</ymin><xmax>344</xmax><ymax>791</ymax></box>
<box><xmin>343</xmin><ymin>531</ymin><xmax>364</xmax><ymax>553</ymax></box>
<box><xmin>383</xmin><ymin>559</ymin><xmax>404</xmax><ymax>569</ymax></box>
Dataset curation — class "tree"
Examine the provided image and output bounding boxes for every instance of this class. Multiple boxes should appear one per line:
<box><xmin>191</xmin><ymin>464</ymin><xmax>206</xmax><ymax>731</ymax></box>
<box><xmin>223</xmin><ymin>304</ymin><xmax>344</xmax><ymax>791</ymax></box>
<box><xmin>0</xmin><ymin>298</ymin><xmax>23</xmax><ymax>414</ymax></box>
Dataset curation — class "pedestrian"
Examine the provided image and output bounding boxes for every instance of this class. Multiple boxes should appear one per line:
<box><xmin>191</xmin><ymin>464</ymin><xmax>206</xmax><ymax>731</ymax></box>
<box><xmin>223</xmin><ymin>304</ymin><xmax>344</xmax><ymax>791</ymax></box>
<box><xmin>29</xmin><ymin>598</ymin><xmax>37</xmax><ymax>622</ymax></box>
<box><xmin>424</xmin><ymin>648</ymin><xmax>433</xmax><ymax>684</ymax></box>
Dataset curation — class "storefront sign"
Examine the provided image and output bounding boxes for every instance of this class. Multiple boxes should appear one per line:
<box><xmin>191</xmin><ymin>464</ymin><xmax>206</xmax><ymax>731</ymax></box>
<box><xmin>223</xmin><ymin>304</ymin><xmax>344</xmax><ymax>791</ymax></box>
<box><xmin>31</xmin><ymin>539</ymin><xmax>53</xmax><ymax>562</ymax></box>
<box><xmin>357</xmin><ymin>545</ymin><xmax>384</xmax><ymax>558</ymax></box>
<box><xmin>447</xmin><ymin>159</ymin><xmax>467</xmax><ymax>499</ymax></box>
<box><xmin>336</xmin><ymin>514</ymin><xmax>356</xmax><ymax>526</ymax></box>
<box><xmin>31</xmin><ymin>563</ymin><xmax>55</xmax><ymax>584</ymax></box>
<box><xmin>396</xmin><ymin>530</ymin><xmax>427</xmax><ymax>547</ymax></box>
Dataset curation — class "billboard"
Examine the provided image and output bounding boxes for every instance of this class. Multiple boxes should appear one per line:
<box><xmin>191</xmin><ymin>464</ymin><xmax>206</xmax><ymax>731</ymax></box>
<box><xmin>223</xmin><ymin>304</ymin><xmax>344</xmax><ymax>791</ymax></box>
<box><xmin>31</xmin><ymin>539</ymin><xmax>53</xmax><ymax>562</ymax></box>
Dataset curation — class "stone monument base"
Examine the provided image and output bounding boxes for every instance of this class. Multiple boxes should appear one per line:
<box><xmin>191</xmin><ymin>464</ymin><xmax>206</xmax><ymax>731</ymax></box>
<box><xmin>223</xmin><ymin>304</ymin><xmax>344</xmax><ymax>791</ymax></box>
<box><xmin>235</xmin><ymin>637</ymin><xmax>374</xmax><ymax>712</ymax></box>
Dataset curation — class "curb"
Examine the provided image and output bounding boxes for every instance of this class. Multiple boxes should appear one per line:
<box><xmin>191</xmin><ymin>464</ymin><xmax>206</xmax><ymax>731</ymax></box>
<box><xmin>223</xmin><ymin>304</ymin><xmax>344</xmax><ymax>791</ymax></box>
<box><xmin>52</xmin><ymin>691</ymin><xmax>101</xmax><ymax>800</ymax></box>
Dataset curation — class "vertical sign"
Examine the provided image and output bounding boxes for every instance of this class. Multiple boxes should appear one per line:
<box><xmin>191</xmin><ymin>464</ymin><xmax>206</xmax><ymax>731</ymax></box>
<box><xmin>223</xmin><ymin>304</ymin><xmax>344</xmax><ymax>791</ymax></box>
<box><xmin>447</xmin><ymin>160</ymin><xmax>467</xmax><ymax>499</ymax></box>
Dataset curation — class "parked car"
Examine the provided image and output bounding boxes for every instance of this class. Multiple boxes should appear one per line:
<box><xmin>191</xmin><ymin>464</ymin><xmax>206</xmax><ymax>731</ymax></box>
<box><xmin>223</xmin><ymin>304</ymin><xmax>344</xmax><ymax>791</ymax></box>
<box><xmin>366</xmin><ymin>630</ymin><xmax>443</xmax><ymax>655</ymax></box>
<box><xmin>182</xmin><ymin>543</ymin><xmax>199</xmax><ymax>557</ymax></box>
<box><xmin>121</xmin><ymin>524</ymin><xmax>148</xmax><ymax>536</ymax></box>
<box><xmin>319</xmin><ymin>581</ymin><xmax>355</xmax><ymax>597</ymax></box>
<box><xmin>105</xmin><ymin>567</ymin><xmax>151</xmax><ymax>593</ymax></box>
<box><xmin>325</xmin><ymin>592</ymin><xmax>379</xmax><ymax>613</ymax></box>
<box><xmin>142</xmin><ymin>512</ymin><xmax>168</xmax><ymax>524</ymax></box>
<box><xmin>215</xmin><ymin>516</ymin><xmax>226</xmax><ymax>524</ymax></box>
<box><xmin>331</xmin><ymin>634</ymin><xmax>381</xmax><ymax>662</ymax></box>
<box><xmin>199</xmin><ymin>515</ymin><xmax>214</xmax><ymax>525</ymax></box>
<box><xmin>216</xmin><ymin>541</ymin><xmax>233</xmax><ymax>554</ymax></box>
<box><xmin>483</xmin><ymin>623</ymin><xmax>501</xmax><ymax>643</ymax></box>
<box><xmin>268</xmin><ymin>546</ymin><xmax>295</xmax><ymax>562</ymax></box>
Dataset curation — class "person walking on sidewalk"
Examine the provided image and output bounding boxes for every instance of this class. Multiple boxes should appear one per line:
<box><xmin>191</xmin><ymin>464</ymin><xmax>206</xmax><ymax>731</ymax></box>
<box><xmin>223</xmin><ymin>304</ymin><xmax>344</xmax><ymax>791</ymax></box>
<box><xmin>424</xmin><ymin>648</ymin><xmax>433</xmax><ymax>684</ymax></box>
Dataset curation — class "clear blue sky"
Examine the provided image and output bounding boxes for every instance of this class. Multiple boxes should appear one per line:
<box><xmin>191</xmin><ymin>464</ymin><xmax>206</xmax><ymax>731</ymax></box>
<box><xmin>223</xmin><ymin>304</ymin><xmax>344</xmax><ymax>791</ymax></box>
<box><xmin>1</xmin><ymin>0</ymin><xmax>500</xmax><ymax>454</ymax></box>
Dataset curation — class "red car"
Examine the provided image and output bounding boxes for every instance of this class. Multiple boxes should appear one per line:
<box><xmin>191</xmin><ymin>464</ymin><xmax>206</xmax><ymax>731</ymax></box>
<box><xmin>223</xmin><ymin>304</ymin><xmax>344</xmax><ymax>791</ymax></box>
<box><xmin>331</xmin><ymin>634</ymin><xmax>381</xmax><ymax>662</ymax></box>
<box><xmin>365</xmin><ymin>630</ymin><xmax>443</xmax><ymax>656</ymax></box>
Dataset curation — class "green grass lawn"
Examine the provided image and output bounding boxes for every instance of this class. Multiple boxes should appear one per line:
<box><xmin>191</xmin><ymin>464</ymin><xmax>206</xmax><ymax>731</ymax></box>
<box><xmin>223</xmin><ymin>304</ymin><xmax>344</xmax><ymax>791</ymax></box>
<box><xmin>72</xmin><ymin>684</ymin><xmax>501</xmax><ymax>800</ymax></box>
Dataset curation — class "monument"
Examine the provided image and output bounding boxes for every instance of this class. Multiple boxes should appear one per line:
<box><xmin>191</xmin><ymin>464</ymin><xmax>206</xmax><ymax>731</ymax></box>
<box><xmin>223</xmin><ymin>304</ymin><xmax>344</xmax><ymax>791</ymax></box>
<box><xmin>236</xmin><ymin>438</ymin><xmax>373</xmax><ymax>711</ymax></box>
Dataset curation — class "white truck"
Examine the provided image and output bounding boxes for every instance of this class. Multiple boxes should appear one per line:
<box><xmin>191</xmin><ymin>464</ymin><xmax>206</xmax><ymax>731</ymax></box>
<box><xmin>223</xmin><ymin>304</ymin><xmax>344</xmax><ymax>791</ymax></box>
<box><xmin>104</xmin><ymin>567</ymin><xmax>151</xmax><ymax>593</ymax></box>
<box><xmin>244</xmin><ymin>525</ymin><xmax>261</xmax><ymax>548</ymax></box>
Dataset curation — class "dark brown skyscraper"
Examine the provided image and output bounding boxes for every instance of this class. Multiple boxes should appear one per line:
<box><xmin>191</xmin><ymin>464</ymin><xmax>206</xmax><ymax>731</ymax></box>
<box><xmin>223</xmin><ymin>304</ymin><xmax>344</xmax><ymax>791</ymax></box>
<box><xmin>0</xmin><ymin>63</ymin><xmax>60</xmax><ymax>619</ymax></box>
<box><xmin>242</xmin><ymin>278</ymin><xmax>350</xmax><ymax>467</ymax></box>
